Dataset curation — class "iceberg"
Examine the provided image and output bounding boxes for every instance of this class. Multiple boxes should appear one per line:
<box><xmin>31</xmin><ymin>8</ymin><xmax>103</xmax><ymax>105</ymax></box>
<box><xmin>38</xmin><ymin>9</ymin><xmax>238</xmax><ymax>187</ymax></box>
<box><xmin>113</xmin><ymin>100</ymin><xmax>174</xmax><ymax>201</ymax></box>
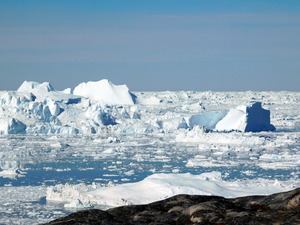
<box><xmin>73</xmin><ymin>79</ymin><xmax>136</xmax><ymax>105</ymax></box>
<box><xmin>215</xmin><ymin>102</ymin><xmax>276</xmax><ymax>132</ymax></box>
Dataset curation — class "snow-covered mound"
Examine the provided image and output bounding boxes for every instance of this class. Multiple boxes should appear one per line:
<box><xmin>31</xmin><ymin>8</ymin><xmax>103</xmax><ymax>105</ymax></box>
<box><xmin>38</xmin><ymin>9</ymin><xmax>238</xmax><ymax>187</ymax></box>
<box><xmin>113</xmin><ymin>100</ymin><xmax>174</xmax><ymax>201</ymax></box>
<box><xmin>46</xmin><ymin>172</ymin><xmax>297</xmax><ymax>209</ymax></box>
<box><xmin>215</xmin><ymin>102</ymin><xmax>276</xmax><ymax>132</ymax></box>
<box><xmin>73</xmin><ymin>79</ymin><xmax>136</xmax><ymax>105</ymax></box>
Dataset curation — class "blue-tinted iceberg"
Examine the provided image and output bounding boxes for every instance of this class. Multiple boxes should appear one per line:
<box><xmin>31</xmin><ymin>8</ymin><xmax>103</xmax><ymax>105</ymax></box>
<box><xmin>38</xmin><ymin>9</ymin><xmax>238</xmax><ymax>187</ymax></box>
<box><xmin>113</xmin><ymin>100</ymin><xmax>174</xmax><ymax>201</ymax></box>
<box><xmin>215</xmin><ymin>102</ymin><xmax>276</xmax><ymax>132</ymax></box>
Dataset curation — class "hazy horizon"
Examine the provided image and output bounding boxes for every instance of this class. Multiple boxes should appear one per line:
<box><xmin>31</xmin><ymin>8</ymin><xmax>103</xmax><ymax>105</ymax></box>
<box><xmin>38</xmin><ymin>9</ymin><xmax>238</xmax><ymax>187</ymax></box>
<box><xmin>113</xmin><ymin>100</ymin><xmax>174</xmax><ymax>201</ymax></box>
<box><xmin>0</xmin><ymin>0</ymin><xmax>299</xmax><ymax>92</ymax></box>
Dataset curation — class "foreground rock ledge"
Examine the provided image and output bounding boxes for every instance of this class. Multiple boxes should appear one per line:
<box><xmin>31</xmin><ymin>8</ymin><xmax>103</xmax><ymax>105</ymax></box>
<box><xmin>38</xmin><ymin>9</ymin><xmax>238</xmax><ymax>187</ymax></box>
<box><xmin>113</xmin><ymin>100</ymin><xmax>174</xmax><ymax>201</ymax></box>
<box><xmin>43</xmin><ymin>188</ymin><xmax>300</xmax><ymax>225</ymax></box>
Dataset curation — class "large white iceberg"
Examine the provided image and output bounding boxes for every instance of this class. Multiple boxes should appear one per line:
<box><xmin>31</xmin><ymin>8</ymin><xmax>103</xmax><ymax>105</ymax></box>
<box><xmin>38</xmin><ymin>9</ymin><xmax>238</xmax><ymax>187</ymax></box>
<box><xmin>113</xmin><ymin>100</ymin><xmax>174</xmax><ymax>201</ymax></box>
<box><xmin>73</xmin><ymin>79</ymin><xmax>136</xmax><ymax>105</ymax></box>
<box><xmin>215</xmin><ymin>102</ymin><xmax>275</xmax><ymax>132</ymax></box>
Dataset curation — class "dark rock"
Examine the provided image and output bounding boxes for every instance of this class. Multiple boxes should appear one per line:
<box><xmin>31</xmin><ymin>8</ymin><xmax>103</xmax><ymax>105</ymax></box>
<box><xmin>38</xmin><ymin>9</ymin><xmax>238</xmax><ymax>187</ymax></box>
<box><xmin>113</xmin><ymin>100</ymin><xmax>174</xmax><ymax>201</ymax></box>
<box><xmin>42</xmin><ymin>188</ymin><xmax>300</xmax><ymax>225</ymax></box>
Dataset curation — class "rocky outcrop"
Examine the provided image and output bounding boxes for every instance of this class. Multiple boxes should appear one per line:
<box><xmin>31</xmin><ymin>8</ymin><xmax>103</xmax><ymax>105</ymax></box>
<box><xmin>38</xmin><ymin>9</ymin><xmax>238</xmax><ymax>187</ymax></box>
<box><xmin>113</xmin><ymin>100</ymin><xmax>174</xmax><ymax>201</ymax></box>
<box><xmin>43</xmin><ymin>188</ymin><xmax>300</xmax><ymax>225</ymax></box>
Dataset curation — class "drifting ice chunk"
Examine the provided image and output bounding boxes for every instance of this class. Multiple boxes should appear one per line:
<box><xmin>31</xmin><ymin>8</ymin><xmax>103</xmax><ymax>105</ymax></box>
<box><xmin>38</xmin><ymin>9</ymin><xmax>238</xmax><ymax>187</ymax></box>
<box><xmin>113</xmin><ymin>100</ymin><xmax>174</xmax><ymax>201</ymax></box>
<box><xmin>0</xmin><ymin>118</ymin><xmax>26</xmax><ymax>134</ymax></box>
<box><xmin>73</xmin><ymin>79</ymin><xmax>136</xmax><ymax>105</ymax></box>
<box><xmin>215</xmin><ymin>102</ymin><xmax>275</xmax><ymax>132</ymax></box>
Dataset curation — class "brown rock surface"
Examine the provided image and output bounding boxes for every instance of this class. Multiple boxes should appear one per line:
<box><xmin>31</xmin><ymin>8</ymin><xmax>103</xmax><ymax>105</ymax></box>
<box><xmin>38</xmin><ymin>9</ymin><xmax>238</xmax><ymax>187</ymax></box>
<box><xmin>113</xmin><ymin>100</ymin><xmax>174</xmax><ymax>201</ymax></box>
<box><xmin>42</xmin><ymin>188</ymin><xmax>300</xmax><ymax>225</ymax></box>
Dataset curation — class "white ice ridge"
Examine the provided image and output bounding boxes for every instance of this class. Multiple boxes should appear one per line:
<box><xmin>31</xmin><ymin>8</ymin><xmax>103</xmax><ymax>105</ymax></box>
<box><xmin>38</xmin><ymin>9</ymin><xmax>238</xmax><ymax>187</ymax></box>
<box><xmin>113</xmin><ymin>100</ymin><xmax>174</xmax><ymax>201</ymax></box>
<box><xmin>0</xmin><ymin>80</ymin><xmax>277</xmax><ymax>135</ymax></box>
<box><xmin>46</xmin><ymin>172</ymin><xmax>299</xmax><ymax>209</ymax></box>
<box><xmin>73</xmin><ymin>79</ymin><xmax>136</xmax><ymax>105</ymax></box>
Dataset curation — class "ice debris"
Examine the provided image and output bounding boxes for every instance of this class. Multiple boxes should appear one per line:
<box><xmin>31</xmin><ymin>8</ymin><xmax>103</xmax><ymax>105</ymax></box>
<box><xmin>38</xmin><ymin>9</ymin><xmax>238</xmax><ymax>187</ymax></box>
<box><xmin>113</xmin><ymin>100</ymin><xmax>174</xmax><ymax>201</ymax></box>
<box><xmin>0</xmin><ymin>80</ymin><xmax>276</xmax><ymax>135</ymax></box>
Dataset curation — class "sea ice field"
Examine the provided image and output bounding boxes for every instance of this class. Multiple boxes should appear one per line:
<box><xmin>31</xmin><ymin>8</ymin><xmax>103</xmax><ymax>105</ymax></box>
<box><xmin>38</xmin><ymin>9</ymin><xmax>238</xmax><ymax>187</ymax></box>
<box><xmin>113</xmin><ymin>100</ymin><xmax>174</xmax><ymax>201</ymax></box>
<box><xmin>0</xmin><ymin>80</ymin><xmax>299</xmax><ymax>224</ymax></box>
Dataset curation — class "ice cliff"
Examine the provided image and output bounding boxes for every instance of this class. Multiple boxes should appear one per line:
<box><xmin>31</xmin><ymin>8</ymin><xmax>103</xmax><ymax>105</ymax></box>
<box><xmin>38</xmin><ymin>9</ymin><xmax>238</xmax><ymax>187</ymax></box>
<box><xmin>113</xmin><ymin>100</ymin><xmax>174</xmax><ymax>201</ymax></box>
<box><xmin>0</xmin><ymin>79</ymin><xmax>276</xmax><ymax>135</ymax></box>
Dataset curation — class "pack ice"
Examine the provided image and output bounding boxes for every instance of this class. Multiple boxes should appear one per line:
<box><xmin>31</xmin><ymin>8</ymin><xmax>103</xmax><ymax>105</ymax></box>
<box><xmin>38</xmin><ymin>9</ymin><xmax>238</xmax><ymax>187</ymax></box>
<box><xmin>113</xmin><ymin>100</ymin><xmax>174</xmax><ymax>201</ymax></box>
<box><xmin>0</xmin><ymin>79</ymin><xmax>275</xmax><ymax>135</ymax></box>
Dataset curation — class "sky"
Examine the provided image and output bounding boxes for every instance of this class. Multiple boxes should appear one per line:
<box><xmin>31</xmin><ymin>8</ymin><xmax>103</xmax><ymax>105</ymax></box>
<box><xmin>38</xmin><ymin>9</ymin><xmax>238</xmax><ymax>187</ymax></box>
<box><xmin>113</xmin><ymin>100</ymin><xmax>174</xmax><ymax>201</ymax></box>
<box><xmin>0</xmin><ymin>0</ymin><xmax>299</xmax><ymax>91</ymax></box>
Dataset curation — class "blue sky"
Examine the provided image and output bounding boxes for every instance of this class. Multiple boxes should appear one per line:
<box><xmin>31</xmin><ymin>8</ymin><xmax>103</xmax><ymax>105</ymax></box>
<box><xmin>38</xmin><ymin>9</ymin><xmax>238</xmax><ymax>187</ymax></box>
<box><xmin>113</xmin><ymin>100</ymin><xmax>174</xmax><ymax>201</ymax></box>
<box><xmin>0</xmin><ymin>0</ymin><xmax>299</xmax><ymax>91</ymax></box>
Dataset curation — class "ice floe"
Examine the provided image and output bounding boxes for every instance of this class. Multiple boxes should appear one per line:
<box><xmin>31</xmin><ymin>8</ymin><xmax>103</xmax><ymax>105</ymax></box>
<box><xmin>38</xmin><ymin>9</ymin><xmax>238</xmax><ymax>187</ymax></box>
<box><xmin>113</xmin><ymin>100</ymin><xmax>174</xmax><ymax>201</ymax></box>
<box><xmin>46</xmin><ymin>172</ymin><xmax>299</xmax><ymax>209</ymax></box>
